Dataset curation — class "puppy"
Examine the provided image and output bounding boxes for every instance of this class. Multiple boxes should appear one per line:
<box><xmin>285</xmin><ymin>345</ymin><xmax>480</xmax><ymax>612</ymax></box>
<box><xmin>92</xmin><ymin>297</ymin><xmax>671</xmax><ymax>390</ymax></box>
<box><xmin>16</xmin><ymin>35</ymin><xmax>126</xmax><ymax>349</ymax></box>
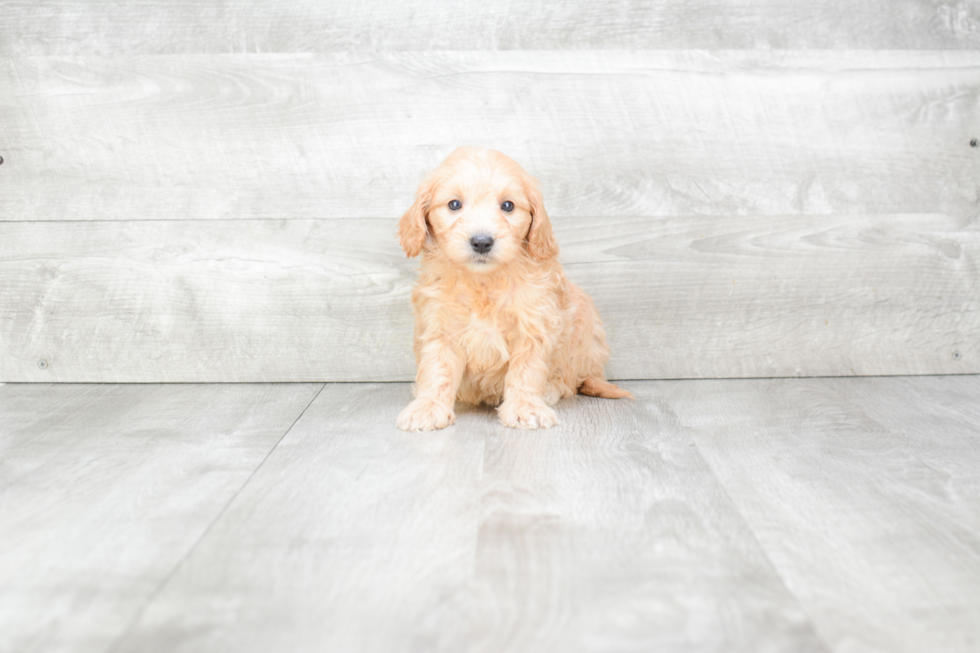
<box><xmin>396</xmin><ymin>147</ymin><xmax>632</xmax><ymax>431</ymax></box>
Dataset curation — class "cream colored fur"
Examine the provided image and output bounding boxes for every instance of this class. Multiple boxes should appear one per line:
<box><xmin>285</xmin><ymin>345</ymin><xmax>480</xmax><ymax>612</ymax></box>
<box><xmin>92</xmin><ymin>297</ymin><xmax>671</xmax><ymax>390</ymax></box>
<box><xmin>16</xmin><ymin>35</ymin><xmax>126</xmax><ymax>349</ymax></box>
<box><xmin>396</xmin><ymin>147</ymin><xmax>631</xmax><ymax>431</ymax></box>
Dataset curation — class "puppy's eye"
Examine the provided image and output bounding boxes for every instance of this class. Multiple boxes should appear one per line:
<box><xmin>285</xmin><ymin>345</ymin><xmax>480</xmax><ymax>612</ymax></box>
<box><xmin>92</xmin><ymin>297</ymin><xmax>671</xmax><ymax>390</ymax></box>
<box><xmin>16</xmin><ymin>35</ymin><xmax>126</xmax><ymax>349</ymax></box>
<box><xmin>448</xmin><ymin>200</ymin><xmax>462</xmax><ymax>211</ymax></box>
<box><xmin>501</xmin><ymin>201</ymin><xmax>514</xmax><ymax>212</ymax></box>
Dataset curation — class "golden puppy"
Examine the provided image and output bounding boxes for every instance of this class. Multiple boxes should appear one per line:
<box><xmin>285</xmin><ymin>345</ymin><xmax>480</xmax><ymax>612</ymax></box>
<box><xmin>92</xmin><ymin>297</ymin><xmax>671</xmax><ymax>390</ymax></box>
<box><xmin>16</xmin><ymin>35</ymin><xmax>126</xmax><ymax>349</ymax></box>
<box><xmin>397</xmin><ymin>147</ymin><xmax>631</xmax><ymax>431</ymax></box>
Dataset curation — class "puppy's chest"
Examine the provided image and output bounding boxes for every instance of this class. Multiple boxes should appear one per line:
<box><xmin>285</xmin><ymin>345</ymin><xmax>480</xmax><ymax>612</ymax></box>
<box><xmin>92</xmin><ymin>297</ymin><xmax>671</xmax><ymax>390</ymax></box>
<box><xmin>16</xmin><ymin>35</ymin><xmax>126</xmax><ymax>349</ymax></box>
<box><xmin>453</xmin><ymin>291</ymin><xmax>521</xmax><ymax>371</ymax></box>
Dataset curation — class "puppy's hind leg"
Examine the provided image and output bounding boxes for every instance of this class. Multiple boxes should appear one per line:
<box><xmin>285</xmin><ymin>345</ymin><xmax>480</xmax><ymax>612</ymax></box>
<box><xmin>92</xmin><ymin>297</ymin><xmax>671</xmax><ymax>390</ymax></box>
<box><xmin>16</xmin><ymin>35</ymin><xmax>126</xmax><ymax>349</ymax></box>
<box><xmin>578</xmin><ymin>377</ymin><xmax>634</xmax><ymax>400</ymax></box>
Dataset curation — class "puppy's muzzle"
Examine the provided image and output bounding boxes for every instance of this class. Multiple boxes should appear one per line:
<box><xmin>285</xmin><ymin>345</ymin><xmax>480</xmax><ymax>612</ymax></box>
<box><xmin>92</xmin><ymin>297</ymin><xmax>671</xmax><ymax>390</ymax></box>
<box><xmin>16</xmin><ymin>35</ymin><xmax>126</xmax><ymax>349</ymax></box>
<box><xmin>470</xmin><ymin>234</ymin><xmax>494</xmax><ymax>254</ymax></box>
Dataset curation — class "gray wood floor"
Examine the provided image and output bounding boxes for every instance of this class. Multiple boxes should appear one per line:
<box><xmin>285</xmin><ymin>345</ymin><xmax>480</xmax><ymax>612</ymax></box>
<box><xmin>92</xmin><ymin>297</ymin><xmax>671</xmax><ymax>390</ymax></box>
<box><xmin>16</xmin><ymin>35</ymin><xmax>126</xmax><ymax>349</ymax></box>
<box><xmin>2</xmin><ymin>377</ymin><xmax>978</xmax><ymax>653</ymax></box>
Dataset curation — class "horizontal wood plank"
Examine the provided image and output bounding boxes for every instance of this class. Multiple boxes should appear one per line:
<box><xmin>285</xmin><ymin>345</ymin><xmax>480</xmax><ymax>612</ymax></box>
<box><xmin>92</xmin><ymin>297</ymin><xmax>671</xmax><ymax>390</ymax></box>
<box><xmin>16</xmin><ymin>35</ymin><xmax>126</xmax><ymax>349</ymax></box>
<box><xmin>0</xmin><ymin>219</ymin><xmax>418</xmax><ymax>382</ymax></box>
<box><xmin>0</xmin><ymin>382</ymin><xmax>322</xmax><ymax>653</ymax></box>
<box><xmin>571</xmin><ymin>212</ymin><xmax>980</xmax><ymax>379</ymax></box>
<box><xmin>2</xmin><ymin>51</ymin><xmax>978</xmax><ymax>222</ymax></box>
<box><xmin>1</xmin><ymin>213</ymin><xmax>975</xmax><ymax>381</ymax></box>
<box><xmin>2</xmin><ymin>0</ymin><xmax>978</xmax><ymax>55</ymax></box>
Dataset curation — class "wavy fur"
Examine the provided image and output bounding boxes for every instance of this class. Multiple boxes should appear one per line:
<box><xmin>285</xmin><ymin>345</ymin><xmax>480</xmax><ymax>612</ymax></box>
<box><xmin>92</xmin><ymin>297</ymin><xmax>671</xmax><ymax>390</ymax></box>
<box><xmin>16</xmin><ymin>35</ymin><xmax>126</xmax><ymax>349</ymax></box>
<box><xmin>397</xmin><ymin>147</ymin><xmax>631</xmax><ymax>431</ymax></box>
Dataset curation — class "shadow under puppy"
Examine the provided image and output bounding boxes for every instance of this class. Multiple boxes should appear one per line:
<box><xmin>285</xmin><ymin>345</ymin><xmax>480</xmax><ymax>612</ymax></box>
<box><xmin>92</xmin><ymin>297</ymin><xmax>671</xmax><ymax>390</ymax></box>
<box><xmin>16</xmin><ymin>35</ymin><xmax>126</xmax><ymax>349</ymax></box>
<box><xmin>397</xmin><ymin>147</ymin><xmax>632</xmax><ymax>431</ymax></box>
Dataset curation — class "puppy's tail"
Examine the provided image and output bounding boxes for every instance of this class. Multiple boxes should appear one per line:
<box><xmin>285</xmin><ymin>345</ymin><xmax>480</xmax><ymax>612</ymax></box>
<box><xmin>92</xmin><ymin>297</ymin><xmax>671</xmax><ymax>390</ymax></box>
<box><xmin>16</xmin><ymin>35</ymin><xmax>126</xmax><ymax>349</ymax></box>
<box><xmin>578</xmin><ymin>377</ymin><xmax>634</xmax><ymax>400</ymax></box>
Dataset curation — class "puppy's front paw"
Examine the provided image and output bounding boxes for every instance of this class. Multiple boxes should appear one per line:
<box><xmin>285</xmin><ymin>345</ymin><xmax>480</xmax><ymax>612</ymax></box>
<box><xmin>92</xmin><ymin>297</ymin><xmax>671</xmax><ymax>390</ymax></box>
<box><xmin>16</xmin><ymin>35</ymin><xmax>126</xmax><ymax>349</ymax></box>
<box><xmin>397</xmin><ymin>399</ymin><xmax>455</xmax><ymax>432</ymax></box>
<box><xmin>497</xmin><ymin>400</ymin><xmax>559</xmax><ymax>430</ymax></box>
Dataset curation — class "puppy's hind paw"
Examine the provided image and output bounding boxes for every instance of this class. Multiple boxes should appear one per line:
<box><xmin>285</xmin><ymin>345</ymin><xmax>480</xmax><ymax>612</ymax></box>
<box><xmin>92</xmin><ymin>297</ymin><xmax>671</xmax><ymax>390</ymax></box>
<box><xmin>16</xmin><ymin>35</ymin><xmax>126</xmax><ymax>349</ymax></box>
<box><xmin>497</xmin><ymin>400</ymin><xmax>559</xmax><ymax>430</ymax></box>
<box><xmin>397</xmin><ymin>399</ymin><xmax>455</xmax><ymax>432</ymax></box>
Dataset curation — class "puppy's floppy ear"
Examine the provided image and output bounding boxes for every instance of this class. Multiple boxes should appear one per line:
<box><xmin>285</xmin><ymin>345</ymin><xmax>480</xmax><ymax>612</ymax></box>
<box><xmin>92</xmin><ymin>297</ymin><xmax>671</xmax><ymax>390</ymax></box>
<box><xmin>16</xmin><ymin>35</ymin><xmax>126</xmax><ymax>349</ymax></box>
<box><xmin>398</xmin><ymin>175</ymin><xmax>435</xmax><ymax>258</ymax></box>
<box><xmin>524</xmin><ymin>173</ymin><xmax>559</xmax><ymax>260</ymax></box>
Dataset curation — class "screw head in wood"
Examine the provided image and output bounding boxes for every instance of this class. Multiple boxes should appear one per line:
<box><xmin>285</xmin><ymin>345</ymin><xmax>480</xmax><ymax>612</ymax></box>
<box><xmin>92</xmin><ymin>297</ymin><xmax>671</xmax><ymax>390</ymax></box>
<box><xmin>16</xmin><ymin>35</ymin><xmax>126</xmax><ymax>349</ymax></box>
<box><xmin>38</xmin><ymin>359</ymin><xmax>48</xmax><ymax>369</ymax></box>
<box><xmin>0</xmin><ymin>154</ymin><xmax>4</xmax><ymax>164</ymax></box>
<box><xmin>952</xmin><ymin>350</ymin><xmax>962</xmax><ymax>361</ymax></box>
<box><xmin>972</xmin><ymin>139</ymin><xmax>979</xmax><ymax>148</ymax></box>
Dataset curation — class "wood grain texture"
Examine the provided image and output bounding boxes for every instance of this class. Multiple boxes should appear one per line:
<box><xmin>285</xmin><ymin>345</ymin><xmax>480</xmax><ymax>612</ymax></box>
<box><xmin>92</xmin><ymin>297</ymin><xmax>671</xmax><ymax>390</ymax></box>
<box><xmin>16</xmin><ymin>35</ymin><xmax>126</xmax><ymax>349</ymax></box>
<box><xmin>426</xmin><ymin>390</ymin><xmax>825</xmax><ymax>653</ymax></box>
<box><xmin>2</xmin><ymin>51</ymin><xmax>978</xmax><ymax>222</ymax></box>
<box><xmin>111</xmin><ymin>382</ymin><xmax>826</xmax><ymax>653</ymax></box>
<box><xmin>1</xmin><ymin>213</ymin><xmax>976</xmax><ymax>382</ymax></box>
<box><xmin>2</xmin><ymin>0</ymin><xmax>978</xmax><ymax>55</ymax></box>
<box><xmin>578</xmin><ymin>212</ymin><xmax>980</xmax><ymax>379</ymax></box>
<box><xmin>111</xmin><ymin>383</ymin><xmax>492</xmax><ymax>653</ymax></box>
<box><xmin>0</xmin><ymin>382</ymin><xmax>322</xmax><ymax>653</ymax></box>
<box><xmin>0</xmin><ymin>219</ymin><xmax>417</xmax><ymax>382</ymax></box>
<box><xmin>649</xmin><ymin>376</ymin><xmax>980</xmax><ymax>653</ymax></box>
<box><xmin>3</xmin><ymin>378</ymin><xmax>977</xmax><ymax>651</ymax></box>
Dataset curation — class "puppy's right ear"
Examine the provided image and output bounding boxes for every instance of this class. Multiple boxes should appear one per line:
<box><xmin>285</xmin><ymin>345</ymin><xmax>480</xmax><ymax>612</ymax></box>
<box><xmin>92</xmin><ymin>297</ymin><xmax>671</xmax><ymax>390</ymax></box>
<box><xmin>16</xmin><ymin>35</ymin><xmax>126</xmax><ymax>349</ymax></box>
<box><xmin>398</xmin><ymin>176</ymin><xmax>435</xmax><ymax>258</ymax></box>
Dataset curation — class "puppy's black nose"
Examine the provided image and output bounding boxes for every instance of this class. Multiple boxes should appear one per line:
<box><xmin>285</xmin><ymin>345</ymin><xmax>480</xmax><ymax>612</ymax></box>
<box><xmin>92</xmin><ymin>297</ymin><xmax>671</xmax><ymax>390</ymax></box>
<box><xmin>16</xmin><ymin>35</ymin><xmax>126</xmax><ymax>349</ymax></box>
<box><xmin>470</xmin><ymin>234</ymin><xmax>494</xmax><ymax>254</ymax></box>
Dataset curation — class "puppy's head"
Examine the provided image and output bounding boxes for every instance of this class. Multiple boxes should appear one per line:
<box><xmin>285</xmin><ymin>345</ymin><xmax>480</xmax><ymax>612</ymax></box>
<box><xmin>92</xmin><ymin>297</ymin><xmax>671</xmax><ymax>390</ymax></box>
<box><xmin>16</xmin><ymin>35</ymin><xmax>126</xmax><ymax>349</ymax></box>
<box><xmin>398</xmin><ymin>147</ymin><xmax>558</xmax><ymax>270</ymax></box>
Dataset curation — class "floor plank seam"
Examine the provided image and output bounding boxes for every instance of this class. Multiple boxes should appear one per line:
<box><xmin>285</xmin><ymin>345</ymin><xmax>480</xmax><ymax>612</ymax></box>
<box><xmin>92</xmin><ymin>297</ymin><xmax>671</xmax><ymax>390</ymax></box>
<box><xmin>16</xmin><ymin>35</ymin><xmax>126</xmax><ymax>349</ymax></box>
<box><xmin>102</xmin><ymin>382</ymin><xmax>327</xmax><ymax>653</ymax></box>
<box><xmin>667</xmin><ymin>403</ymin><xmax>838</xmax><ymax>653</ymax></box>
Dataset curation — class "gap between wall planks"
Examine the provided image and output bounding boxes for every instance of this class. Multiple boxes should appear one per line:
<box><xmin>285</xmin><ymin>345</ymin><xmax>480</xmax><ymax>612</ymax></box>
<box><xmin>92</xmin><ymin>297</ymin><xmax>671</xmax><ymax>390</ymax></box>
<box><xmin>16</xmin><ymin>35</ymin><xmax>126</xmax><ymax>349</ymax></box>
<box><xmin>1</xmin><ymin>50</ymin><xmax>978</xmax><ymax>382</ymax></box>
<box><xmin>1</xmin><ymin>0</ymin><xmax>978</xmax><ymax>55</ymax></box>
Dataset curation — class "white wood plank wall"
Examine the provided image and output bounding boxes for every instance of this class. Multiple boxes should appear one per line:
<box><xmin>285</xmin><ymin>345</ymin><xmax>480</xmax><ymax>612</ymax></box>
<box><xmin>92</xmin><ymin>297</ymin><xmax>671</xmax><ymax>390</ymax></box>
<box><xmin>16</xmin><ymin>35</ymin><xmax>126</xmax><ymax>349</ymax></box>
<box><xmin>1</xmin><ymin>2</ymin><xmax>978</xmax><ymax>382</ymax></box>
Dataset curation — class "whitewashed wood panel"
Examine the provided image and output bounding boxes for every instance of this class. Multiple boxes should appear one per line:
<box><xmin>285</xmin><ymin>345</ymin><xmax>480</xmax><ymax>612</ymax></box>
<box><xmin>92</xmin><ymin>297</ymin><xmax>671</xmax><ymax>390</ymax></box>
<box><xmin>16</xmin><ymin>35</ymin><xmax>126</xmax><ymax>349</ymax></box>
<box><xmin>651</xmin><ymin>377</ymin><xmax>980</xmax><ymax>653</ymax></box>
<box><xmin>576</xmin><ymin>212</ymin><xmax>980</xmax><ymax>379</ymax></box>
<box><xmin>2</xmin><ymin>0</ymin><xmax>977</xmax><ymax>55</ymax></box>
<box><xmin>2</xmin><ymin>51</ymin><xmax>978</xmax><ymax>222</ymax></box>
<box><xmin>112</xmin><ymin>383</ymin><xmax>826</xmax><ymax>653</ymax></box>
<box><xmin>1</xmin><ymin>213</ymin><xmax>976</xmax><ymax>382</ymax></box>
<box><xmin>0</xmin><ymin>382</ymin><xmax>322</xmax><ymax>653</ymax></box>
<box><xmin>0</xmin><ymin>219</ymin><xmax>417</xmax><ymax>382</ymax></box>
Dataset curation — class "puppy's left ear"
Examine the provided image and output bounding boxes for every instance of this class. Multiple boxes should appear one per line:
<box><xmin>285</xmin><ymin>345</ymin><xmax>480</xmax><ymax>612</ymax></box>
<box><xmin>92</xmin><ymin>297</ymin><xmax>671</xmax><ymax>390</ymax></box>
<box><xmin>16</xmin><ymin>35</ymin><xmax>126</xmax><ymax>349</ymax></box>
<box><xmin>524</xmin><ymin>174</ymin><xmax>559</xmax><ymax>260</ymax></box>
<box><xmin>398</xmin><ymin>175</ymin><xmax>435</xmax><ymax>258</ymax></box>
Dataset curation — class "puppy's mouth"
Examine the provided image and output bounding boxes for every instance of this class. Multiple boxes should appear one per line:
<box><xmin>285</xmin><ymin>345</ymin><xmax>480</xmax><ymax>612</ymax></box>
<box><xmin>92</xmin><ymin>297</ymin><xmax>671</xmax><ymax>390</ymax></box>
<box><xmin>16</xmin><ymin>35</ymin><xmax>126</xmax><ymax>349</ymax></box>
<box><xmin>467</xmin><ymin>253</ymin><xmax>498</xmax><ymax>269</ymax></box>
